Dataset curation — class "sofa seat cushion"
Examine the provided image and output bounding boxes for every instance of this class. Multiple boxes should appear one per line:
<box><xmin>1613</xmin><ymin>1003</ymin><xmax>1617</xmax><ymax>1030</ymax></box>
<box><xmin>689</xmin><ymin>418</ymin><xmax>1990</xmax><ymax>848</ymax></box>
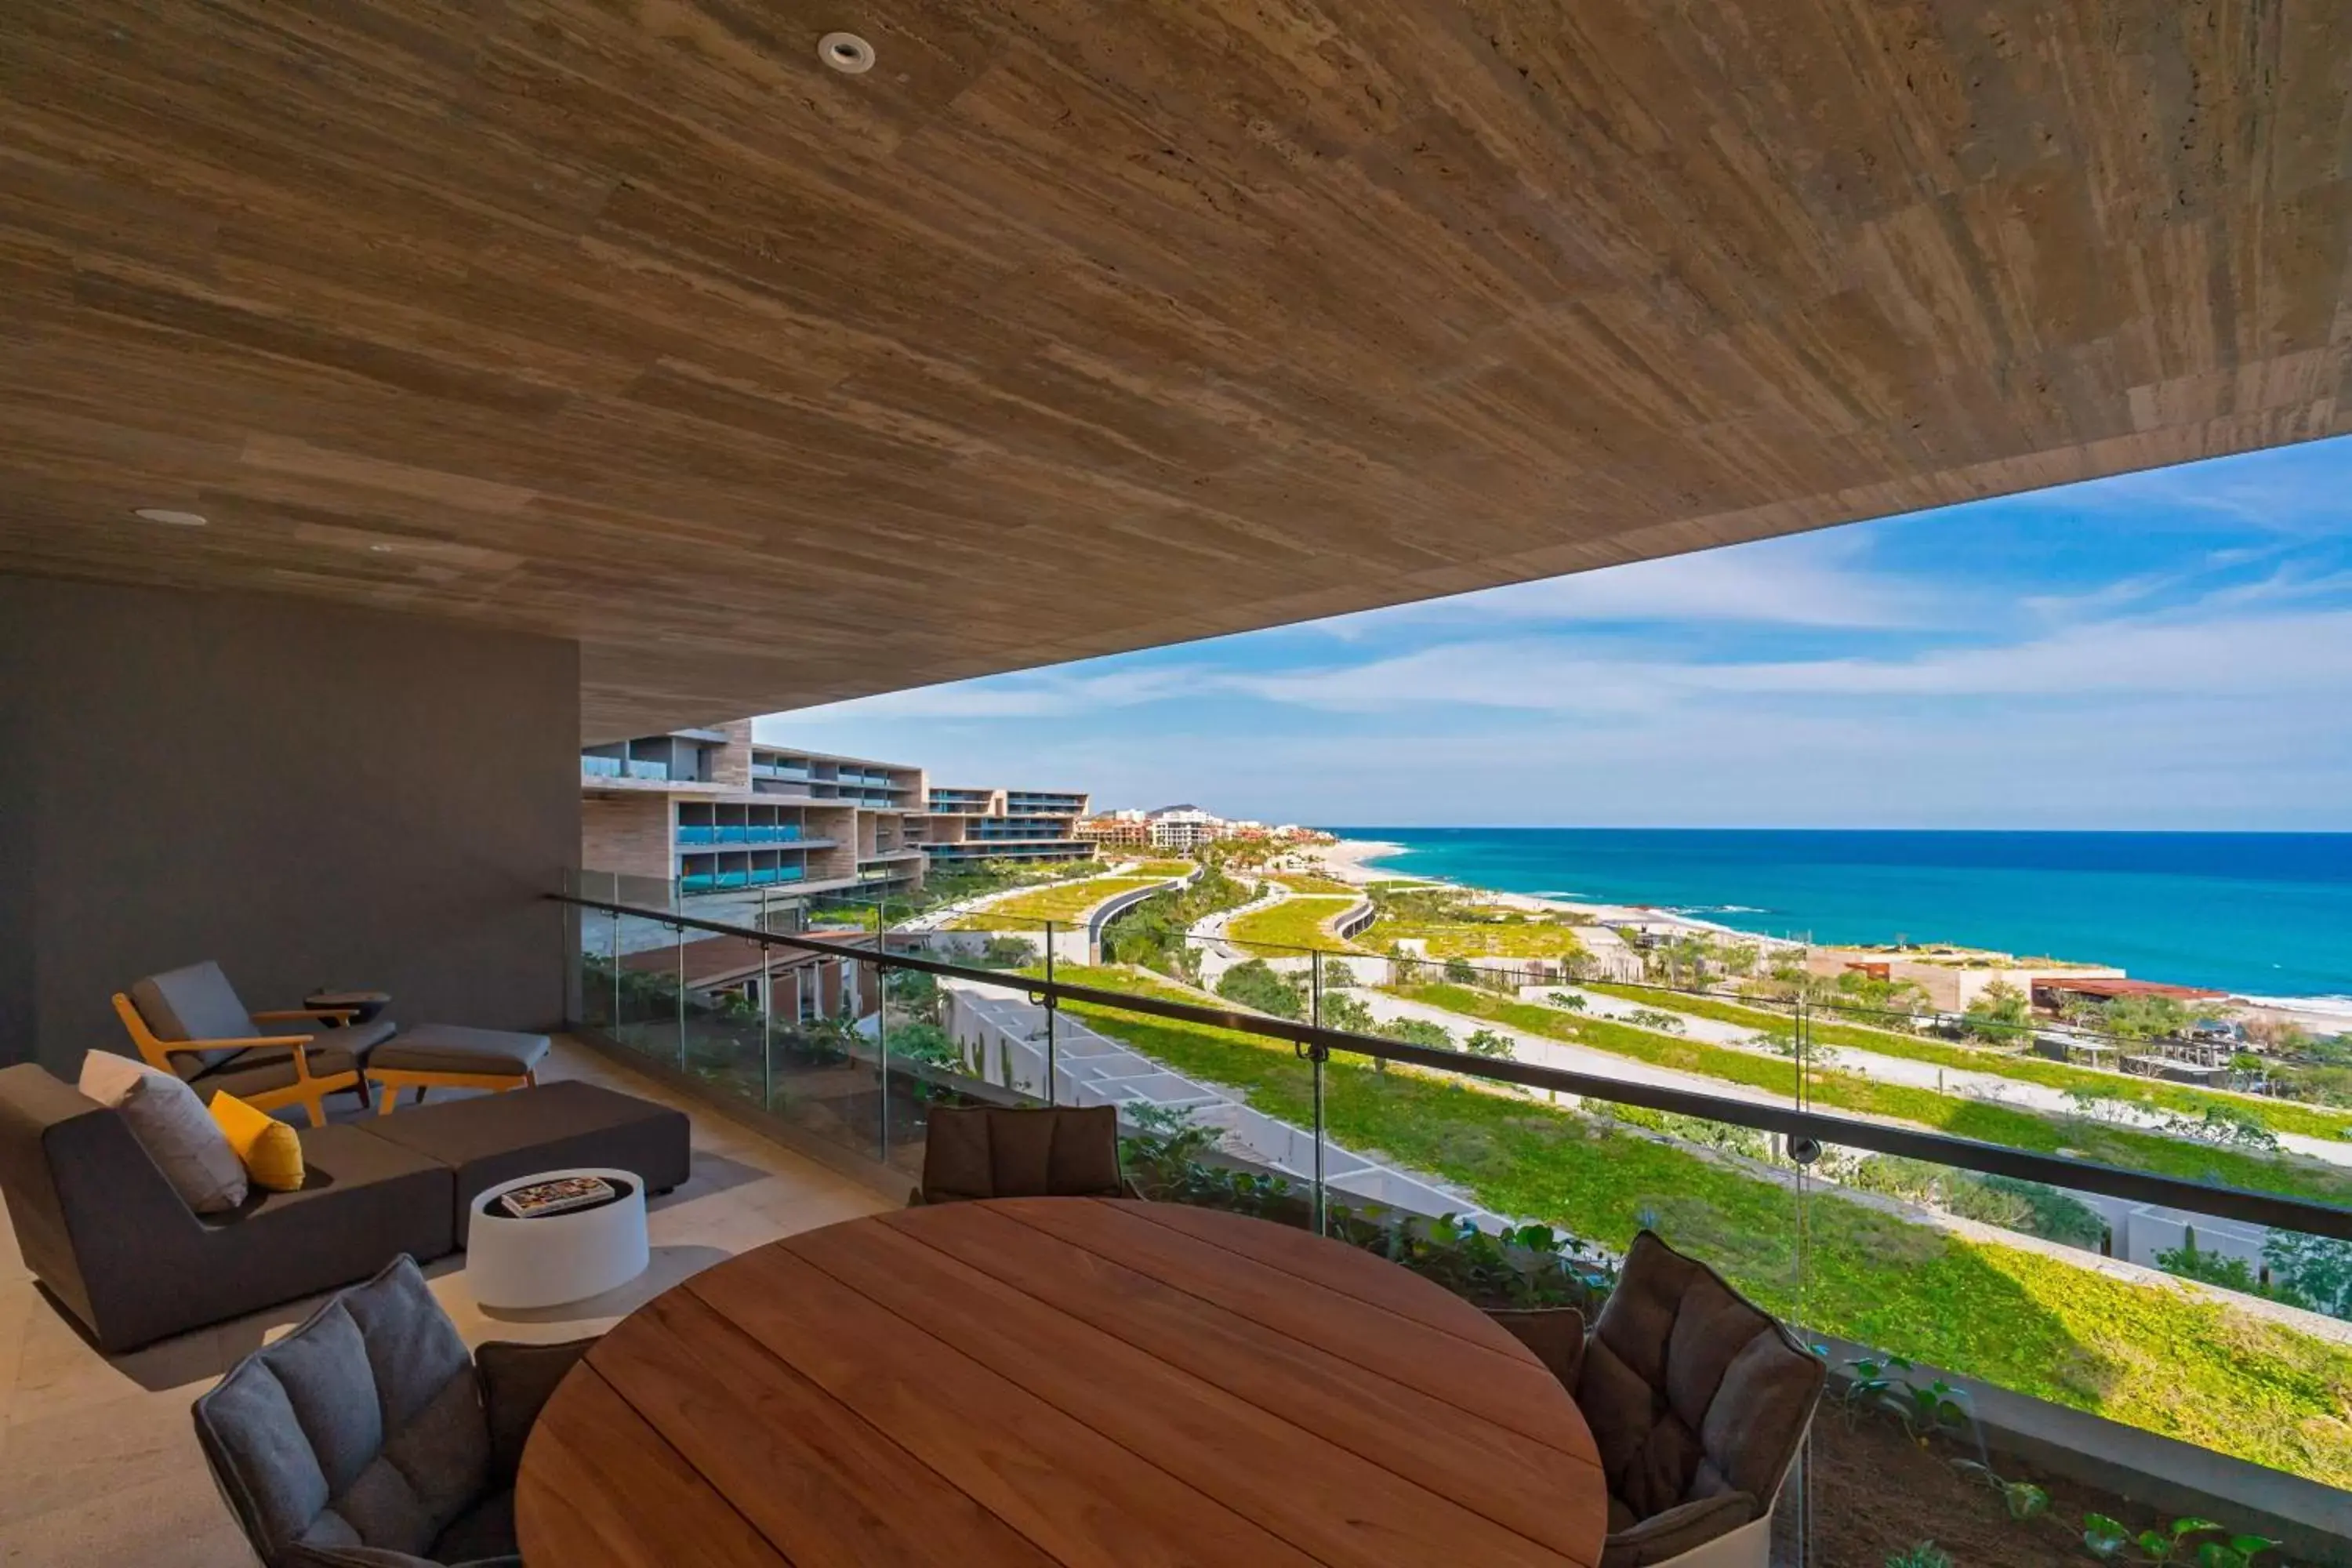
<box><xmin>197</xmin><ymin>1041</ymin><xmax>365</xmax><ymax>1102</ymax></box>
<box><xmin>361</xmin><ymin>1081</ymin><xmax>690</xmax><ymax>1244</ymax></box>
<box><xmin>1599</xmin><ymin>1492</ymin><xmax>1758</xmax><ymax>1568</ymax></box>
<box><xmin>369</xmin><ymin>1027</ymin><xmax>549</xmax><ymax>1079</ymax></box>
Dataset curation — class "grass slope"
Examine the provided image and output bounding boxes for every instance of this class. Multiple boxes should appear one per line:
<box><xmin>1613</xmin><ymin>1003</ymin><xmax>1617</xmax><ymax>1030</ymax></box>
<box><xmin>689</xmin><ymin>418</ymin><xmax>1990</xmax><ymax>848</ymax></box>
<box><xmin>1584</xmin><ymin>982</ymin><xmax>2352</xmax><ymax>1143</ymax></box>
<box><xmin>1227</xmin><ymin>894</ymin><xmax>1364</xmax><ymax>954</ymax></box>
<box><xmin>1052</xmin><ymin>982</ymin><xmax>2352</xmax><ymax>1485</ymax></box>
<box><xmin>947</xmin><ymin>876</ymin><xmax>1166</xmax><ymax>929</ymax></box>
<box><xmin>1398</xmin><ymin>985</ymin><xmax>2352</xmax><ymax>1210</ymax></box>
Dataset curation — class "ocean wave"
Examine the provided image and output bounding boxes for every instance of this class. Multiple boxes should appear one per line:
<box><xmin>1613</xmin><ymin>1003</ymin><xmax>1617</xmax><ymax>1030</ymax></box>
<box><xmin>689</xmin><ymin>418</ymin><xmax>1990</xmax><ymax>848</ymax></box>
<box><xmin>1669</xmin><ymin>904</ymin><xmax>1771</xmax><ymax>916</ymax></box>
<box><xmin>2235</xmin><ymin>993</ymin><xmax>2352</xmax><ymax>1021</ymax></box>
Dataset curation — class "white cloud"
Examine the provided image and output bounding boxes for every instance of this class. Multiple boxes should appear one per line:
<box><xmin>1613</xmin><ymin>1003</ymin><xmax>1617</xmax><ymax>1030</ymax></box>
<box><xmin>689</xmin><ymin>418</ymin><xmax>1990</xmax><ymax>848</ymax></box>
<box><xmin>761</xmin><ymin>663</ymin><xmax>1210</xmax><ymax>725</ymax></box>
<box><xmin>1214</xmin><ymin>608</ymin><xmax>2352</xmax><ymax>713</ymax></box>
<box><xmin>1311</xmin><ymin>528</ymin><xmax>1940</xmax><ymax>637</ymax></box>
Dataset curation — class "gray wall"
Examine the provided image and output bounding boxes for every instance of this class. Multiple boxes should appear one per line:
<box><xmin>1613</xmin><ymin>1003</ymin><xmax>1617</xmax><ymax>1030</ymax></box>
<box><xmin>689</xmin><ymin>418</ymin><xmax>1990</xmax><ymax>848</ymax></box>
<box><xmin>0</xmin><ymin>577</ymin><xmax>580</xmax><ymax>1076</ymax></box>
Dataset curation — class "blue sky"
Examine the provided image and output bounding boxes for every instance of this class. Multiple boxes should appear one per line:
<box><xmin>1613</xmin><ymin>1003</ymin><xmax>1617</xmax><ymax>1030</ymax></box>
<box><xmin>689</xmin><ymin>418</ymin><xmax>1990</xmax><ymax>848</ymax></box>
<box><xmin>760</xmin><ymin>437</ymin><xmax>2352</xmax><ymax>830</ymax></box>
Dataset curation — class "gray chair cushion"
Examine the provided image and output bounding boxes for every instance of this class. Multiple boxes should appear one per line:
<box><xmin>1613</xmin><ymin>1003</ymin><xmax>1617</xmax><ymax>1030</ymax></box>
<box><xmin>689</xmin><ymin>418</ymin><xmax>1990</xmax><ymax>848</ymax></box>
<box><xmin>1600</xmin><ymin>1492</ymin><xmax>1758</xmax><ymax>1568</ymax></box>
<box><xmin>1575</xmin><ymin>1232</ymin><xmax>1824</xmax><ymax>1556</ymax></box>
<box><xmin>917</xmin><ymin>1105</ymin><xmax>1123</xmax><ymax>1204</ymax></box>
<box><xmin>369</xmin><ymin>1027</ymin><xmax>549</xmax><ymax>1078</ymax></box>
<box><xmin>195</xmin><ymin>1257</ymin><xmax>491</xmax><ymax>1567</ymax></box>
<box><xmin>361</xmin><ymin>1081</ymin><xmax>691</xmax><ymax>1245</ymax></box>
<box><xmin>132</xmin><ymin>960</ymin><xmax>262</xmax><ymax>1074</ymax></box>
<box><xmin>195</xmin><ymin>1041</ymin><xmax>365</xmax><ymax>1102</ymax></box>
<box><xmin>315</xmin><ymin>1018</ymin><xmax>399</xmax><ymax>1056</ymax></box>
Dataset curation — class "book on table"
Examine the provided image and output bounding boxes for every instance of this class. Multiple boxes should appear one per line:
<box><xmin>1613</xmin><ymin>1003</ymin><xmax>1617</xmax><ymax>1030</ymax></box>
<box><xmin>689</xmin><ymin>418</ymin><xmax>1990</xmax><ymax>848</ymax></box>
<box><xmin>496</xmin><ymin>1175</ymin><xmax>616</xmax><ymax>1219</ymax></box>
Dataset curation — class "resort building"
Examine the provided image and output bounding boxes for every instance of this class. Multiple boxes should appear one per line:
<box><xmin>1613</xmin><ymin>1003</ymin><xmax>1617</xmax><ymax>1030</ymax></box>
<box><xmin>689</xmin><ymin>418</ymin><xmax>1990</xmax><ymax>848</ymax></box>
<box><xmin>913</xmin><ymin>785</ymin><xmax>1095</xmax><ymax>868</ymax></box>
<box><xmin>584</xmin><ymin>724</ymin><xmax>1095</xmax><ymax>897</ymax></box>
<box><xmin>1146</xmin><ymin>804</ymin><xmax>1222</xmax><ymax>851</ymax></box>
<box><xmin>583</xmin><ymin>722</ymin><xmax>928</xmax><ymax>901</ymax></box>
<box><xmin>1074</xmin><ymin>810</ymin><xmax>1154</xmax><ymax>850</ymax></box>
<box><xmin>1806</xmin><ymin>945</ymin><xmax>2129</xmax><ymax>1014</ymax></box>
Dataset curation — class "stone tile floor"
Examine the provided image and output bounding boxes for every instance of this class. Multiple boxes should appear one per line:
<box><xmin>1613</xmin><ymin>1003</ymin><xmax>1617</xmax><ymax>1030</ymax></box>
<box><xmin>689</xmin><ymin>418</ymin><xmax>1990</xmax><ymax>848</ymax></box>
<box><xmin>0</xmin><ymin>1039</ymin><xmax>893</xmax><ymax>1566</ymax></box>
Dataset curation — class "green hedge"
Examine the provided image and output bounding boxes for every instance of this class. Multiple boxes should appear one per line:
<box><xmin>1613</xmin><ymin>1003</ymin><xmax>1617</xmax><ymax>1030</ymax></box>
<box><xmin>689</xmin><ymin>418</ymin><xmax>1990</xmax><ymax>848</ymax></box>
<box><xmin>1397</xmin><ymin>985</ymin><xmax>2352</xmax><ymax>1210</ymax></box>
<box><xmin>1583</xmin><ymin>982</ymin><xmax>2352</xmax><ymax>1142</ymax></box>
<box><xmin>1057</xmin><ymin>988</ymin><xmax>2352</xmax><ymax>1486</ymax></box>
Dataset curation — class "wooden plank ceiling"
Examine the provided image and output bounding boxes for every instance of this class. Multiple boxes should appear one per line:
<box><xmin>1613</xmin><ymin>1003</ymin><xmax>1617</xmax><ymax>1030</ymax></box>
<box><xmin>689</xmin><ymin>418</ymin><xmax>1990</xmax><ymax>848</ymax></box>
<box><xmin>2</xmin><ymin>2</ymin><xmax>2348</xmax><ymax>741</ymax></box>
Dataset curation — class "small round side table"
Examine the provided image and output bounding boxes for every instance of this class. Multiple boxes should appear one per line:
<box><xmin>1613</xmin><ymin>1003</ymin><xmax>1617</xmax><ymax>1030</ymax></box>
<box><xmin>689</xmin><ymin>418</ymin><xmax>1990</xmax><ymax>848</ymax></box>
<box><xmin>466</xmin><ymin>1168</ymin><xmax>650</xmax><ymax>1310</ymax></box>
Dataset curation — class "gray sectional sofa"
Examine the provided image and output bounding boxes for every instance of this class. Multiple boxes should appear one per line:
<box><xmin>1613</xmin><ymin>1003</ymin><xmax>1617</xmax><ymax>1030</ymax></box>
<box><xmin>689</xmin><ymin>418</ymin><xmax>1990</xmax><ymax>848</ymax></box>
<box><xmin>0</xmin><ymin>1067</ymin><xmax>691</xmax><ymax>1352</ymax></box>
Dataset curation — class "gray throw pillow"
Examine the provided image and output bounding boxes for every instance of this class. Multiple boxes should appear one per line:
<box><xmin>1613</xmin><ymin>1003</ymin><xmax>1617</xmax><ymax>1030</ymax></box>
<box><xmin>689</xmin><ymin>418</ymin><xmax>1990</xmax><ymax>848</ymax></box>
<box><xmin>78</xmin><ymin>1050</ymin><xmax>249</xmax><ymax>1213</ymax></box>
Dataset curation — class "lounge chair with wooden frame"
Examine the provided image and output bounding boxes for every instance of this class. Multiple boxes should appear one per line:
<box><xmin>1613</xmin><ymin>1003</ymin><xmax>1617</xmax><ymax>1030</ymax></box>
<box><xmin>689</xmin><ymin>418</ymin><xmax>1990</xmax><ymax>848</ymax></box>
<box><xmin>365</xmin><ymin>1024</ymin><xmax>550</xmax><ymax>1115</ymax></box>
<box><xmin>114</xmin><ymin>960</ymin><xmax>393</xmax><ymax>1127</ymax></box>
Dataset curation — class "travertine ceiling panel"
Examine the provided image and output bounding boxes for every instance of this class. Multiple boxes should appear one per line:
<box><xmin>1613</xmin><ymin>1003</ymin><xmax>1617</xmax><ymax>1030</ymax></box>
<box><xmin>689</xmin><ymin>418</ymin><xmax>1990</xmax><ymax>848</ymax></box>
<box><xmin>1</xmin><ymin>0</ymin><xmax>2347</xmax><ymax>739</ymax></box>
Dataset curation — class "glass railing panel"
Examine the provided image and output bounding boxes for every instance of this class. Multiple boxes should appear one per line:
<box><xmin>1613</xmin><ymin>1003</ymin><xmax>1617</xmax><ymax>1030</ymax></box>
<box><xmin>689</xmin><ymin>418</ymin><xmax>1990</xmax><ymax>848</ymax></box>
<box><xmin>607</xmin><ymin>906</ymin><xmax>682</xmax><ymax>1064</ymax></box>
<box><xmin>566</xmin><ymin>868</ymin><xmax>619</xmax><ymax>1035</ymax></box>
<box><xmin>679</xmin><ymin>958</ymin><xmax>764</xmax><ymax>1110</ymax></box>
<box><xmin>753</xmin><ymin>927</ymin><xmax>888</xmax><ymax>1168</ymax></box>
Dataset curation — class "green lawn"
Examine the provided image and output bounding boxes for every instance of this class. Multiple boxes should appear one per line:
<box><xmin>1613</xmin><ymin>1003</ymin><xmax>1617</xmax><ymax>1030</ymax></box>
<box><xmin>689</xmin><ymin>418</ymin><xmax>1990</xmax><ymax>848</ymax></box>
<box><xmin>1227</xmin><ymin>894</ymin><xmax>1364</xmax><ymax>954</ymax></box>
<box><xmin>1269</xmin><ymin>872</ymin><xmax>1358</xmax><ymax>895</ymax></box>
<box><xmin>1372</xmin><ymin>916</ymin><xmax>1592</xmax><ymax>960</ymax></box>
<box><xmin>946</xmin><ymin>876</ymin><xmax>1167</xmax><ymax>930</ymax></box>
<box><xmin>1051</xmin><ymin>981</ymin><xmax>2352</xmax><ymax>1485</ymax></box>
<box><xmin>1398</xmin><ymin>985</ymin><xmax>2352</xmax><ymax>1210</ymax></box>
<box><xmin>1583</xmin><ymin>982</ymin><xmax>2352</xmax><ymax>1143</ymax></box>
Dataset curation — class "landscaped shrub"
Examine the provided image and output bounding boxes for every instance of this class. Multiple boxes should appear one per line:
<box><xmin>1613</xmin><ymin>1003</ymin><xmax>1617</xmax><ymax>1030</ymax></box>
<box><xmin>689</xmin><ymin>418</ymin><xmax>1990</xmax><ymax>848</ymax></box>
<box><xmin>978</xmin><ymin>935</ymin><xmax>1040</xmax><ymax>969</ymax></box>
<box><xmin>1214</xmin><ymin>957</ymin><xmax>1306</xmax><ymax>1020</ymax></box>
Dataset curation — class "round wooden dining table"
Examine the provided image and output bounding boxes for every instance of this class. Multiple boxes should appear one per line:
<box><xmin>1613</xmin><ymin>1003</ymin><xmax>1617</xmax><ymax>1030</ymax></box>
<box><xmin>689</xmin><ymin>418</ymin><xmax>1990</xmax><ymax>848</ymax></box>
<box><xmin>516</xmin><ymin>1196</ymin><xmax>1608</xmax><ymax>1567</ymax></box>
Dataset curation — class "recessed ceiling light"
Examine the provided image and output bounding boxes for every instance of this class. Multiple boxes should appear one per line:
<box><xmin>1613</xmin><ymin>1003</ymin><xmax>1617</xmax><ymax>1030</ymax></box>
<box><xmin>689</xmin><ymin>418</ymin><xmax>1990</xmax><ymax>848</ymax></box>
<box><xmin>132</xmin><ymin>508</ymin><xmax>207</xmax><ymax>527</ymax></box>
<box><xmin>368</xmin><ymin>543</ymin><xmax>396</xmax><ymax>553</ymax></box>
<box><xmin>819</xmin><ymin>31</ymin><xmax>875</xmax><ymax>74</ymax></box>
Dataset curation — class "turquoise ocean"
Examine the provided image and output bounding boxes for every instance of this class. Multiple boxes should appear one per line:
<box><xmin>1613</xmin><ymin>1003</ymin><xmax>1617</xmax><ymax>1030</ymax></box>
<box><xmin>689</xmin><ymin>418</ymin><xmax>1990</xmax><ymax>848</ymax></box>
<box><xmin>1329</xmin><ymin>829</ymin><xmax>2352</xmax><ymax>1011</ymax></box>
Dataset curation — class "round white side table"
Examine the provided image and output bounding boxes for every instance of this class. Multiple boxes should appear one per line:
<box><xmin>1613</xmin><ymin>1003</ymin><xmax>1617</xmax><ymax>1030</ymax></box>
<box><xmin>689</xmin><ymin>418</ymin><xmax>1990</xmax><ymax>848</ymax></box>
<box><xmin>466</xmin><ymin>1167</ymin><xmax>650</xmax><ymax>1310</ymax></box>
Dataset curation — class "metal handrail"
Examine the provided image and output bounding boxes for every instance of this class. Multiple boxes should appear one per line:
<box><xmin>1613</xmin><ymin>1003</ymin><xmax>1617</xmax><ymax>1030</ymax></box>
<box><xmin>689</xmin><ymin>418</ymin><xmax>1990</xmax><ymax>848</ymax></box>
<box><xmin>550</xmin><ymin>890</ymin><xmax>2352</xmax><ymax>1242</ymax></box>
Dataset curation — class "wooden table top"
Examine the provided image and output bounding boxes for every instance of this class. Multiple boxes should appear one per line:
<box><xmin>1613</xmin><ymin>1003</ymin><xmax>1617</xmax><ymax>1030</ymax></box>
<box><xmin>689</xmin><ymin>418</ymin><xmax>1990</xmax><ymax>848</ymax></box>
<box><xmin>517</xmin><ymin>1197</ymin><xmax>1608</xmax><ymax>1567</ymax></box>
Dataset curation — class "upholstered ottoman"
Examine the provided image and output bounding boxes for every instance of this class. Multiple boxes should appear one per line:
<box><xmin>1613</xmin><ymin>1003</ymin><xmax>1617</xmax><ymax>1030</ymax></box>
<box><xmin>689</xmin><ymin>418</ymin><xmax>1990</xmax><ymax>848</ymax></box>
<box><xmin>366</xmin><ymin>1022</ymin><xmax>552</xmax><ymax>1112</ymax></box>
<box><xmin>359</xmin><ymin>1080</ymin><xmax>691</xmax><ymax>1243</ymax></box>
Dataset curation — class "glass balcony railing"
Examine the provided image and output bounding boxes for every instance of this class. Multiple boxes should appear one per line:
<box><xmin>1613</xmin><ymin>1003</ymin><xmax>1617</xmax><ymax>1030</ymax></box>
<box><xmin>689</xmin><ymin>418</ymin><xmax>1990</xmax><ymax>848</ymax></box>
<box><xmin>624</xmin><ymin>759</ymin><xmax>670</xmax><ymax>781</ymax></box>
<box><xmin>561</xmin><ymin>870</ymin><xmax>2352</xmax><ymax>1567</ymax></box>
<box><xmin>581</xmin><ymin>755</ymin><xmax>622</xmax><ymax>777</ymax></box>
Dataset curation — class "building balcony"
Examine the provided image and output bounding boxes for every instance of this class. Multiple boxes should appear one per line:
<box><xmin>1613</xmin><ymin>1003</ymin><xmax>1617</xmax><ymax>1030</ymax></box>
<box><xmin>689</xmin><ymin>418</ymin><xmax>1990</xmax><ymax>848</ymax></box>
<box><xmin>677</xmin><ymin>825</ymin><xmax>804</xmax><ymax>846</ymax></box>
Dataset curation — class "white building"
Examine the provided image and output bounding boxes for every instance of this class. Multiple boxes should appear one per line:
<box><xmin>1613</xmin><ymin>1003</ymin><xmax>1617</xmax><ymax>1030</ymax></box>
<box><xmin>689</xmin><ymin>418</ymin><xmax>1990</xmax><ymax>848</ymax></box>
<box><xmin>1147</xmin><ymin>804</ymin><xmax>1222</xmax><ymax>850</ymax></box>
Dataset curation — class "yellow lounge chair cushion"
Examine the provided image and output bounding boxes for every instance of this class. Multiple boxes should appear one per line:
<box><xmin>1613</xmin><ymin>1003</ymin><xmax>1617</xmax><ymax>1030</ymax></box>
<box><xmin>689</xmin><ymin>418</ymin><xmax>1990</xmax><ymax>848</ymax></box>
<box><xmin>207</xmin><ymin>1091</ymin><xmax>305</xmax><ymax>1192</ymax></box>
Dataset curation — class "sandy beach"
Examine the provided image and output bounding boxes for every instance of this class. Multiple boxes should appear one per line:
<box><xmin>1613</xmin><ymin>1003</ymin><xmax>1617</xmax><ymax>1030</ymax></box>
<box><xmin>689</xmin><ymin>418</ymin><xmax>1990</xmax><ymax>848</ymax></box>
<box><xmin>1310</xmin><ymin>837</ymin><xmax>1790</xmax><ymax>948</ymax></box>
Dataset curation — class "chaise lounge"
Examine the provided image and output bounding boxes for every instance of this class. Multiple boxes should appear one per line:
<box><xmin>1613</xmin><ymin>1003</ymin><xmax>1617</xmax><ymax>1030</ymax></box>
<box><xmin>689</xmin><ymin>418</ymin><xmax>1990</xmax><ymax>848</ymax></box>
<box><xmin>115</xmin><ymin>960</ymin><xmax>556</xmax><ymax>1126</ymax></box>
<box><xmin>115</xmin><ymin>961</ymin><xmax>394</xmax><ymax>1127</ymax></box>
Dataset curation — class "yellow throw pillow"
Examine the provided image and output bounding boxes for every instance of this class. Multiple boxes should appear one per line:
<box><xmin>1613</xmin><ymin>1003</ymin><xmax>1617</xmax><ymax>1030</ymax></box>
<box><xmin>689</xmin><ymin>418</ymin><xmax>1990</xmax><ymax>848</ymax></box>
<box><xmin>206</xmin><ymin>1091</ymin><xmax>306</xmax><ymax>1192</ymax></box>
